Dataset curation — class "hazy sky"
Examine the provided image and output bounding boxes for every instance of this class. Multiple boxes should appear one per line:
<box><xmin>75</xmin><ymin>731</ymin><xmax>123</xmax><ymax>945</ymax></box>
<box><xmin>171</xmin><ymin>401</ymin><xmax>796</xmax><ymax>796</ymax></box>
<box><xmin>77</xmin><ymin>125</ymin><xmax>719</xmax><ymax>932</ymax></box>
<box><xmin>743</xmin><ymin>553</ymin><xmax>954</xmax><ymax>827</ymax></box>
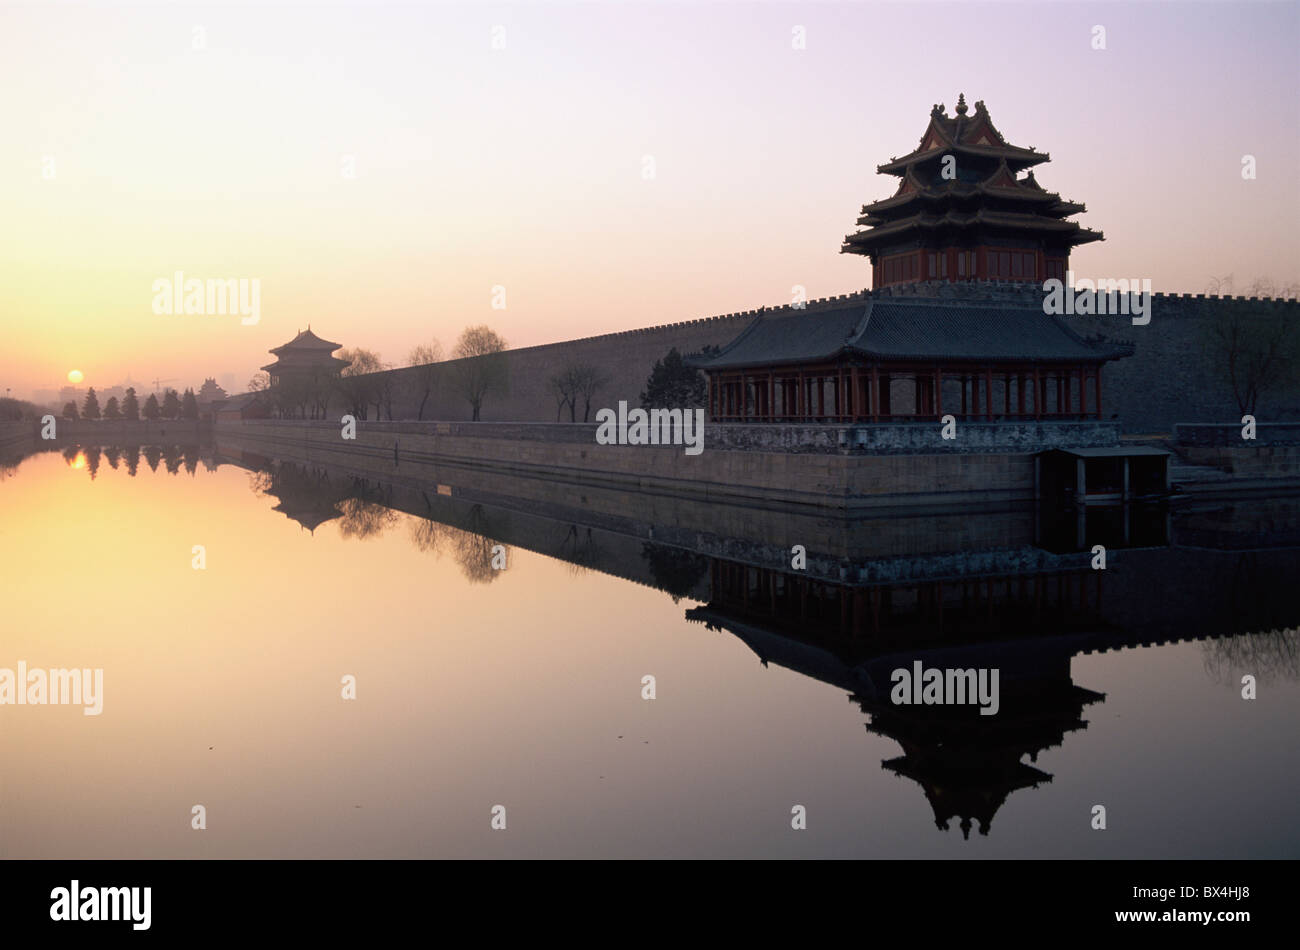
<box><xmin>2</xmin><ymin>1</ymin><xmax>1297</xmax><ymax>398</ymax></box>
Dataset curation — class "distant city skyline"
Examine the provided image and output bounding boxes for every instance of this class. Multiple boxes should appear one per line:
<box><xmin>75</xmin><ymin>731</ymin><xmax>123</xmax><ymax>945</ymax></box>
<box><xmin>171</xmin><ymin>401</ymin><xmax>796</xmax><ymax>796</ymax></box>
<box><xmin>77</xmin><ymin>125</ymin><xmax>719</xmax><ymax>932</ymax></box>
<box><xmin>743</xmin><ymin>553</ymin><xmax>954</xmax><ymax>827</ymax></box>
<box><xmin>3</xmin><ymin>1</ymin><xmax>1297</xmax><ymax>396</ymax></box>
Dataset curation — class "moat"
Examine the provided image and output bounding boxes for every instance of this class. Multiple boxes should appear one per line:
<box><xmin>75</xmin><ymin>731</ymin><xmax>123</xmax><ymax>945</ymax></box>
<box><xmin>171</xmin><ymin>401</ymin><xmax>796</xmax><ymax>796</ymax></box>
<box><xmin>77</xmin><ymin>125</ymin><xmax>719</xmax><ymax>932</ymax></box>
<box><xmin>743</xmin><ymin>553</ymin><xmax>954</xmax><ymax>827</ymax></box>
<box><xmin>1</xmin><ymin>441</ymin><xmax>1297</xmax><ymax>858</ymax></box>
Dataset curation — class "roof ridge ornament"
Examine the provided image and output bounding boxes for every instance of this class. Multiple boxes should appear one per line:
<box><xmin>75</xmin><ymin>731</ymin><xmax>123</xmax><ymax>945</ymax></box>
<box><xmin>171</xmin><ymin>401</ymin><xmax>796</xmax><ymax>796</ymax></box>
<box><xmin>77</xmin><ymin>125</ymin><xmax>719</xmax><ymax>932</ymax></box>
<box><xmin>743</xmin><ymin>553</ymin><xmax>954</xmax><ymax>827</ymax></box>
<box><xmin>955</xmin><ymin>93</ymin><xmax>968</xmax><ymax>116</ymax></box>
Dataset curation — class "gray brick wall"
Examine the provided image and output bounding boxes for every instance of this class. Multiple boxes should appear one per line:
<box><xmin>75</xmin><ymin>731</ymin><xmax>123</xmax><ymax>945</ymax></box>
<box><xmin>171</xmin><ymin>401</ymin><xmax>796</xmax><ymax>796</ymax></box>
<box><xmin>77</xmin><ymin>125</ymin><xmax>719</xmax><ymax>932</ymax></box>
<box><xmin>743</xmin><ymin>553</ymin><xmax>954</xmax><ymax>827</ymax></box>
<box><xmin>348</xmin><ymin>282</ymin><xmax>1299</xmax><ymax>434</ymax></box>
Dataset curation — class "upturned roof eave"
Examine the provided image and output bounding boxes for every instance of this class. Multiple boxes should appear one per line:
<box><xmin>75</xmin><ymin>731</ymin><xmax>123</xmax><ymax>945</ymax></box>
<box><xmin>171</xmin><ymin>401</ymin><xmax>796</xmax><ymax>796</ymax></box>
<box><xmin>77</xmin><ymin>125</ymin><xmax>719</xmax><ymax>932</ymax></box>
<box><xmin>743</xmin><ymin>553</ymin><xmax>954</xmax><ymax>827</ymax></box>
<box><xmin>859</xmin><ymin>183</ymin><xmax>1067</xmax><ymax>217</ymax></box>
<box><xmin>876</xmin><ymin>144</ymin><xmax>1050</xmax><ymax>175</ymax></box>
<box><xmin>842</xmin><ymin>216</ymin><xmax>1105</xmax><ymax>249</ymax></box>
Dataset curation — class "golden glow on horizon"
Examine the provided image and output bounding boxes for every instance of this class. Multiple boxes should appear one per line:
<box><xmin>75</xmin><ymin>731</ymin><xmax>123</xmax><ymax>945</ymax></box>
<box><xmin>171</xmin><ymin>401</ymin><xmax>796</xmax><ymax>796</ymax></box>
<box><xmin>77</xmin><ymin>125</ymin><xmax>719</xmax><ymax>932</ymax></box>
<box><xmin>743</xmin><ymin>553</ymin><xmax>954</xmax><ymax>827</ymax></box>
<box><xmin>1</xmin><ymin>3</ymin><xmax>1295</xmax><ymax>399</ymax></box>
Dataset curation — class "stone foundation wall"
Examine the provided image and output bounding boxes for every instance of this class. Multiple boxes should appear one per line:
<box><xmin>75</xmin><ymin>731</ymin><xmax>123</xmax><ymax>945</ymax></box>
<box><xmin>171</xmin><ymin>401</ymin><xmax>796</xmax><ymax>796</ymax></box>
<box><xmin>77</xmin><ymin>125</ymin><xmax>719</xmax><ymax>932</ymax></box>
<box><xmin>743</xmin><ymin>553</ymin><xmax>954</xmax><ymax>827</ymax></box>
<box><xmin>215</xmin><ymin>419</ymin><xmax>1040</xmax><ymax>511</ymax></box>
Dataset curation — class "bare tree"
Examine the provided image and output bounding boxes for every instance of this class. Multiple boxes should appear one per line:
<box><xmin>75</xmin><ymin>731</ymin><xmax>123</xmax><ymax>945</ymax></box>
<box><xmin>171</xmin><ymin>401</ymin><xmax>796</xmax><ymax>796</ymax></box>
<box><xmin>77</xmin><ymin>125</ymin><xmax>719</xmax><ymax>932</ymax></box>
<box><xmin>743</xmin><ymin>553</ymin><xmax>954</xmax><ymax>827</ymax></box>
<box><xmin>408</xmin><ymin>340</ymin><xmax>444</xmax><ymax>421</ymax></box>
<box><xmin>336</xmin><ymin>498</ymin><xmax>398</xmax><ymax>540</ymax></box>
<box><xmin>1203</xmin><ymin>276</ymin><xmax>1300</xmax><ymax>415</ymax></box>
<box><xmin>450</xmin><ymin>326</ymin><xmax>508</xmax><ymax>421</ymax></box>
<box><xmin>549</xmin><ymin>368</ymin><xmax>577</xmax><ymax>421</ymax></box>
<box><xmin>275</xmin><ymin>375</ymin><xmax>312</xmax><ymax>419</ymax></box>
<box><xmin>1202</xmin><ymin>627</ymin><xmax>1300</xmax><ymax>687</ymax></box>
<box><xmin>408</xmin><ymin>515</ymin><xmax>447</xmax><ymax>554</ymax></box>
<box><xmin>307</xmin><ymin>366</ymin><xmax>334</xmax><ymax>419</ymax></box>
<box><xmin>336</xmin><ymin>348</ymin><xmax>384</xmax><ymax>420</ymax></box>
<box><xmin>1205</xmin><ymin>274</ymin><xmax>1236</xmax><ymax>297</ymax></box>
<box><xmin>452</xmin><ymin>508</ymin><xmax>504</xmax><ymax>583</ymax></box>
<box><xmin>372</xmin><ymin>371</ymin><xmax>396</xmax><ymax>421</ymax></box>
<box><xmin>570</xmin><ymin>363</ymin><xmax>610</xmax><ymax>422</ymax></box>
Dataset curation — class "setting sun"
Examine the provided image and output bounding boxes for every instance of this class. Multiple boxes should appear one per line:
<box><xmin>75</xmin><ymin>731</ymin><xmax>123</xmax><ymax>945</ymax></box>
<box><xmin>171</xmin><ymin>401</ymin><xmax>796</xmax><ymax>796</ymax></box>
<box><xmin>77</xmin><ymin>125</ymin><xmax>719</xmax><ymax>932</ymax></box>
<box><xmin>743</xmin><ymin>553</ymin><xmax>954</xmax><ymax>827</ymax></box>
<box><xmin>67</xmin><ymin>370</ymin><xmax>83</xmax><ymax>384</ymax></box>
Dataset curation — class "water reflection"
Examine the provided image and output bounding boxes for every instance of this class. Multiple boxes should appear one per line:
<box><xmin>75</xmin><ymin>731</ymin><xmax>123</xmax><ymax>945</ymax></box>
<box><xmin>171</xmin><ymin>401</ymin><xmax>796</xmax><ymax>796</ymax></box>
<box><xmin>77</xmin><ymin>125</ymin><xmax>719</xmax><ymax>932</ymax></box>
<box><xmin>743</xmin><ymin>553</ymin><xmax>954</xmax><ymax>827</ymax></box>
<box><xmin>218</xmin><ymin>446</ymin><xmax>1300</xmax><ymax>838</ymax></box>
<box><xmin>12</xmin><ymin>438</ymin><xmax>1300</xmax><ymax>847</ymax></box>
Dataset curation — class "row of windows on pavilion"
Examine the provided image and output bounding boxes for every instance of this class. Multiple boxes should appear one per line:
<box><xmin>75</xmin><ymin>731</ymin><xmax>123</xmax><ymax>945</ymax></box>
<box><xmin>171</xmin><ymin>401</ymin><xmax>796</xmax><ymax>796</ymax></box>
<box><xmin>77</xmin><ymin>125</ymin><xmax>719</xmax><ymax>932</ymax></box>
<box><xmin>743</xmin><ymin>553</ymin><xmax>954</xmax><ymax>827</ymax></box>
<box><xmin>875</xmin><ymin>248</ymin><xmax>1069</xmax><ymax>284</ymax></box>
<box><xmin>707</xmin><ymin>363</ymin><xmax>1106</xmax><ymax>423</ymax></box>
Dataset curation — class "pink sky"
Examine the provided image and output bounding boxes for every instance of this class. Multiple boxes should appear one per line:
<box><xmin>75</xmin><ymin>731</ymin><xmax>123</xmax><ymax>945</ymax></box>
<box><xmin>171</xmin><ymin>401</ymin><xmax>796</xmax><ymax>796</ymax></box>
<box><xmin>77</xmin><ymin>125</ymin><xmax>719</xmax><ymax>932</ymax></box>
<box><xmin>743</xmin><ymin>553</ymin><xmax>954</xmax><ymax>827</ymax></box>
<box><xmin>2</xmin><ymin>1</ymin><xmax>1297</xmax><ymax>399</ymax></box>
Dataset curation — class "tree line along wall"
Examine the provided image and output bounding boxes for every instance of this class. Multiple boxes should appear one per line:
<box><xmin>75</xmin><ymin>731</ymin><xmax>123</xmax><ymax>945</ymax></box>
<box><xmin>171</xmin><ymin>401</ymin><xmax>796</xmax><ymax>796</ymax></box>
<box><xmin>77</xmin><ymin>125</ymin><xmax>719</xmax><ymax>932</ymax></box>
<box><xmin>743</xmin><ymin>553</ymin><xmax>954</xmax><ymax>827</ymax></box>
<box><xmin>351</xmin><ymin>284</ymin><xmax>1299</xmax><ymax>434</ymax></box>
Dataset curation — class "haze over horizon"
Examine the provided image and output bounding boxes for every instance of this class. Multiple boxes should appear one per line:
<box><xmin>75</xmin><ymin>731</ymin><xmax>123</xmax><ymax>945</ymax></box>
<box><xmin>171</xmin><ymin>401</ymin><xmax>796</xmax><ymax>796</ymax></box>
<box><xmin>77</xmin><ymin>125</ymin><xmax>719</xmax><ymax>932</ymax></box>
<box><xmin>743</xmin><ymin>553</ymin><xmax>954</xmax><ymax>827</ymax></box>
<box><xmin>3</xmin><ymin>1</ymin><xmax>1297</xmax><ymax>400</ymax></box>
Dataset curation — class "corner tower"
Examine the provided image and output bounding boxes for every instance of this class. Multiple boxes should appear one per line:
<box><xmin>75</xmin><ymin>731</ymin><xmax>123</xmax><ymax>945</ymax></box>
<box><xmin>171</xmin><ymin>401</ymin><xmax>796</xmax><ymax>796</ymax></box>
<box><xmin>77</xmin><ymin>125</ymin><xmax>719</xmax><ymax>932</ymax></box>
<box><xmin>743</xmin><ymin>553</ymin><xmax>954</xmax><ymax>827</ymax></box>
<box><xmin>842</xmin><ymin>94</ymin><xmax>1102</xmax><ymax>287</ymax></box>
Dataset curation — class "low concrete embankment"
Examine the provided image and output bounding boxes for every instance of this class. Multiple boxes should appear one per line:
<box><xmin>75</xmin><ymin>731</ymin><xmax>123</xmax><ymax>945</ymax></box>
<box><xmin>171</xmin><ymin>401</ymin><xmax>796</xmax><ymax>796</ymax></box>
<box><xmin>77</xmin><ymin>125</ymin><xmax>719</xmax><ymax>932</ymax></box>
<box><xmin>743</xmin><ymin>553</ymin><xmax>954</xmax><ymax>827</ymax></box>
<box><xmin>212</xmin><ymin>419</ymin><xmax>1112</xmax><ymax>511</ymax></box>
<box><xmin>0</xmin><ymin>421</ymin><xmax>34</xmax><ymax>457</ymax></box>
<box><xmin>1168</xmin><ymin>423</ymin><xmax>1300</xmax><ymax>496</ymax></box>
<box><xmin>44</xmin><ymin>419</ymin><xmax>211</xmax><ymax>442</ymax></box>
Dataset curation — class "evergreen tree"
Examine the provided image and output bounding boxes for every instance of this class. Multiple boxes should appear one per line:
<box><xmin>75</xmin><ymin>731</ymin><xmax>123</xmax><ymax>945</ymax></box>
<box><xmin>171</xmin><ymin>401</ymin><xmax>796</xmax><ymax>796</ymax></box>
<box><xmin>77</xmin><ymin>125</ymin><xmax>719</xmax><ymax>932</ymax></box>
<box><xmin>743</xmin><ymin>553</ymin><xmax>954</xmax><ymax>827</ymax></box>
<box><xmin>104</xmin><ymin>396</ymin><xmax>121</xmax><ymax>419</ymax></box>
<box><xmin>161</xmin><ymin>388</ymin><xmax>181</xmax><ymax>419</ymax></box>
<box><xmin>181</xmin><ymin>388</ymin><xmax>199</xmax><ymax>420</ymax></box>
<box><xmin>62</xmin><ymin>401</ymin><xmax>79</xmax><ymax>421</ymax></box>
<box><xmin>639</xmin><ymin>347</ymin><xmax>706</xmax><ymax>409</ymax></box>
<box><xmin>122</xmin><ymin>387</ymin><xmax>140</xmax><ymax>421</ymax></box>
<box><xmin>82</xmin><ymin>387</ymin><xmax>101</xmax><ymax>419</ymax></box>
<box><xmin>143</xmin><ymin>393</ymin><xmax>161</xmax><ymax>420</ymax></box>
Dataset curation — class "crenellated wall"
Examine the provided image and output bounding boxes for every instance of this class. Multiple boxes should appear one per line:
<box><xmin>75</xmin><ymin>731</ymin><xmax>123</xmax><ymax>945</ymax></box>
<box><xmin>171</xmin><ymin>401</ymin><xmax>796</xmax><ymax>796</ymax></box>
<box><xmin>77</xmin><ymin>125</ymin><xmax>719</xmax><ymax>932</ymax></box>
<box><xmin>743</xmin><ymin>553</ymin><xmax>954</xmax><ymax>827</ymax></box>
<box><xmin>329</xmin><ymin>281</ymin><xmax>1300</xmax><ymax>434</ymax></box>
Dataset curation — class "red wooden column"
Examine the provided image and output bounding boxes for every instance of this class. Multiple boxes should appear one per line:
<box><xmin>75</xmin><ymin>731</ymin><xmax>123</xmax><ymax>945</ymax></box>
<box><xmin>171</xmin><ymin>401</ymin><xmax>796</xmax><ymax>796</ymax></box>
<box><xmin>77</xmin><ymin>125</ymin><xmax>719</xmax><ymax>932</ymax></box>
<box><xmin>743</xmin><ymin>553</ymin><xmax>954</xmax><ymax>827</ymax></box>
<box><xmin>797</xmin><ymin>372</ymin><xmax>805</xmax><ymax>419</ymax></box>
<box><xmin>768</xmin><ymin>372</ymin><xmax>775</xmax><ymax>421</ymax></box>
<box><xmin>870</xmin><ymin>367</ymin><xmax>880</xmax><ymax>422</ymax></box>
<box><xmin>1095</xmin><ymin>368</ymin><xmax>1103</xmax><ymax>419</ymax></box>
<box><xmin>1017</xmin><ymin>373</ymin><xmax>1026</xmax><ymax>416</ymax></box>
<box><xmin>934</xmin><ymin>366</ymin><xmax>943</xmax><ymax>419</ymax></box>
<box><xmin>1003</xmin><ymin>371</ymin><xmax>1011</xmax><ymax>416</ymax></box>
<box><xmin>984</xmin><ymin>368</ymin><xmax>994</xmax><ymax>421</ymax></box>
<box><xmin>1078</xmin><ymin>366</ymin><xmax>1087</xmax><ymax>418</ymax></box>
<box><xmin>850</xmin><ymin>367</ymin><xmax>860</xmax><ymax>421</ymax></box>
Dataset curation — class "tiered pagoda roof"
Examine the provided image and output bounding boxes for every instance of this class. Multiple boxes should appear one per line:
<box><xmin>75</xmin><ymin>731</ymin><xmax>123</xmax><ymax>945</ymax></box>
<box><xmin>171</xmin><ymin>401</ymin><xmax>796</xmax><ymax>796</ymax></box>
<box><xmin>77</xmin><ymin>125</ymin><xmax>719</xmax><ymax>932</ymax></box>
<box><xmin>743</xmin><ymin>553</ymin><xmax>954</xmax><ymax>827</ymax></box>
<box><xmin>196</xmin><ymin>377</ymin><xmax>227</xmax><ymax>404</ymax></box>
<box><xmin>261</xmin><ymin>327</ymin><xmax>349</xmax><ymax>378</ymax></box>
<box><xmin>841</xmin><ymin>95</ymin><xmax>1102</xmax><ymax>285</ymax></box>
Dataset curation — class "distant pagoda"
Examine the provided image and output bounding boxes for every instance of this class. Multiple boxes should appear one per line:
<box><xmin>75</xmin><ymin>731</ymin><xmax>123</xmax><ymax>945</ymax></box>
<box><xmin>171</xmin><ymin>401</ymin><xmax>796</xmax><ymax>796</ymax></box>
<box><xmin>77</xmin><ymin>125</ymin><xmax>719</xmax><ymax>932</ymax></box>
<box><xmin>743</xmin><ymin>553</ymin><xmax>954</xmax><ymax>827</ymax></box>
<box><xmin>196</xmin><ymin>377</ymin><xmax>227</xmax><ymax>404</ymax></box>
<box><xmin>260</xmin><ymin>327</ymin><xmax>349</xmax><ymax>388</ymax></box>
<box><xmin>842</xmin><ymin>94</ymin><xmax>1102</xmax><ymax>287</ymax></box>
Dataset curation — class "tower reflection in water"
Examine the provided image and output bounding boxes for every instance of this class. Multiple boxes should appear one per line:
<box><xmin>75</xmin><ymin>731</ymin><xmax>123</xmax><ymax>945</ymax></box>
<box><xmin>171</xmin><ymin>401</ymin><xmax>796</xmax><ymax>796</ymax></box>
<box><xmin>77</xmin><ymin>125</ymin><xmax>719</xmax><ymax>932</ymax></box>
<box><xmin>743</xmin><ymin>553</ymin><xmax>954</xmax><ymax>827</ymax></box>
<box><xmin>37</xmin><ymin>437</ymin><xmax>1300</xmax><ymax>840</ymax></box>
<box><xmin>228</xmin><ymin>450</ymin><xmax>1296</xmax><ymax>840</ymax></box>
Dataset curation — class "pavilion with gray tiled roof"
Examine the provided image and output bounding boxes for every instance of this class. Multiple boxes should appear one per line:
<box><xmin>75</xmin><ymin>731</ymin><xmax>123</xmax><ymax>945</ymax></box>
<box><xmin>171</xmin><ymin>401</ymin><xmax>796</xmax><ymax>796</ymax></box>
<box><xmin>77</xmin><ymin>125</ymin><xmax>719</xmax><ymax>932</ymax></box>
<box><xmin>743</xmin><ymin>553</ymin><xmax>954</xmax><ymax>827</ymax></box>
<box><xmin>687</xmin><ymin>296</ymin><xmax>1132</xmax><ymax>423</ymax></box>
<box><xmin>261</xmin><ymin>327</ymin><xmax>349</xmax><ymax>387</ymax></box>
